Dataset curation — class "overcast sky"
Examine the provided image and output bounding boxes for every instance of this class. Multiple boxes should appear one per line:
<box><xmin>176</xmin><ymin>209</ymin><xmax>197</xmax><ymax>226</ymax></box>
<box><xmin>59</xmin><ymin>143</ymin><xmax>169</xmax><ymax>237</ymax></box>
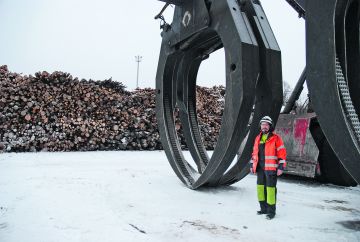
<box><xmin>0</xmin><ymin>0</ymin><xmax>305</xmax><ymax>90</ymax></box>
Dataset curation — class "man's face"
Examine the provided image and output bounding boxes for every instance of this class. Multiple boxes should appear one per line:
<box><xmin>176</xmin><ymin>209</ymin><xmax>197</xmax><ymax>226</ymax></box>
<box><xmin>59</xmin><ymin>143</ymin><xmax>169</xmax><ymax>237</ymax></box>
<box><xmin>260</xmin><ymin>122</ymin><xmax>270</xmax><ymax>133</ymax></box>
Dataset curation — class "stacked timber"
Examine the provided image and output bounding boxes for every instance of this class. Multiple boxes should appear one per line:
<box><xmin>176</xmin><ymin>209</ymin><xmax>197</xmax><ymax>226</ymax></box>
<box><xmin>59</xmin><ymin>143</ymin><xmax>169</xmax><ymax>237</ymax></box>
<box><xmin>0</xmin><ymin>65</ymin><xmax>225</xmax><ymax>152</ymax></box>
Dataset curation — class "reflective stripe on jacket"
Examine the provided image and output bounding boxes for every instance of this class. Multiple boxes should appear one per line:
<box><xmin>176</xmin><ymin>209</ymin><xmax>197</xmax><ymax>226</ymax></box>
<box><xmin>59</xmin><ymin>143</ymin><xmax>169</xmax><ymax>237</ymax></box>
<box><xmin>251</xmin><ymin>132</ymin><xmax>287</xmax><ymax>172</ymax></box>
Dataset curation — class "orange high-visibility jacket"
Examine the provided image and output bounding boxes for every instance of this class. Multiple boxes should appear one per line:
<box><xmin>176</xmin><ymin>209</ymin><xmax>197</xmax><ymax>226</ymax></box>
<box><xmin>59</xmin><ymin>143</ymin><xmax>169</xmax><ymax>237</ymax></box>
<box><xmin>251</xmin><ymin>132</ymin><xmax>287</xmax><ymax>172</ymax></box>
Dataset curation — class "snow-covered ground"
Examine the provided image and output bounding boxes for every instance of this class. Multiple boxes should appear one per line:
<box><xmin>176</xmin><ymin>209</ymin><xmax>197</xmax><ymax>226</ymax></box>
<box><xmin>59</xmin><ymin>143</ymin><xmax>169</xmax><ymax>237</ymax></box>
<box><xmin>0</xmin><ymin>151</ymin><xmax>359</xmax><ymax>242</ymax></box>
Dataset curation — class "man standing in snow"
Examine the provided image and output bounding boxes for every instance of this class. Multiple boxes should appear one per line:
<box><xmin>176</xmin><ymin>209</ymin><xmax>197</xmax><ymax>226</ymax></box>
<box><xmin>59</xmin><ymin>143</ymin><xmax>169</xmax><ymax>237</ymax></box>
<box><xmin>250</xmin><ymin>116</ymin><xmax>287</xmax><ymax>220</ymax></box>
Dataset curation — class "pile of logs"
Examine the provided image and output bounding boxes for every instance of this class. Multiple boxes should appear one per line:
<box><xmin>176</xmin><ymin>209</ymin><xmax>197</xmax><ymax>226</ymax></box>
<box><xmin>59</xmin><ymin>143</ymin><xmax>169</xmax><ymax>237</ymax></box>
<box><xmin>0</xmin><ymin>65</ymin><xmax>225</xmax><ymax>152</ymax></box>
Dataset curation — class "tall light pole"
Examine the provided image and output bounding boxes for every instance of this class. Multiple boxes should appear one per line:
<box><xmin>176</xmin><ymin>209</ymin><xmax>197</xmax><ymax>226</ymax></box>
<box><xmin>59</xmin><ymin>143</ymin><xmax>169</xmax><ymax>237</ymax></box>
<box><xmin>135</xmin><ymin>55</ymin><xmax>142</xmax><ymax>89</ymax></box>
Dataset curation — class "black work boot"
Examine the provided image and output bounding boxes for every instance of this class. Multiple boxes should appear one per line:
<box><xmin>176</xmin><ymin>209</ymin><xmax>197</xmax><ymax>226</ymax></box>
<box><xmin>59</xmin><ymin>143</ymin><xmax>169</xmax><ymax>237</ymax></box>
<box><xmin>257</xmin><ymin>210</ymin><xmax>267</xmax><ymax>215</ymax></box>
<box><xmin>257</xmin><ymin>201</ymin><xmax>267</xmax><ymax>215</ymax></box>
<box><xmin>266</xmin><ymin>204</ymin><xmax>276</xmax><ymax>219</ymax></box>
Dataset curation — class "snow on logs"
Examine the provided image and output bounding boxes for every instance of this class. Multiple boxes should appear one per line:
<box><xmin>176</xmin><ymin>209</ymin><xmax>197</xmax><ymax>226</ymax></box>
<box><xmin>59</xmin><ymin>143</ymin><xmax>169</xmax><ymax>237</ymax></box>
<box><xmin>0</xmin><ymin>65</ymin><xmax>224</xmax><ymax>152</ymax></box>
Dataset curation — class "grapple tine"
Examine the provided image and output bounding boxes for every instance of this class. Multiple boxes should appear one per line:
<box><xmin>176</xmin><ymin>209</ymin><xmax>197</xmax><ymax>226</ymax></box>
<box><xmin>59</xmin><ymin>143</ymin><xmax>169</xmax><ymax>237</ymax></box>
<box><xmin>156</xmin><ymin>0</ymin><xmax>281</xmax><ymax>189</ymax></box>
<box><xmin>306</xmin><ymin>0</ymin><xmax>360</xmax><ymax>184</ymax></box>
<box><xmin>218</xmin><ymin>0</ymin><xmax>283</xmax><ymax>186</ymax></box>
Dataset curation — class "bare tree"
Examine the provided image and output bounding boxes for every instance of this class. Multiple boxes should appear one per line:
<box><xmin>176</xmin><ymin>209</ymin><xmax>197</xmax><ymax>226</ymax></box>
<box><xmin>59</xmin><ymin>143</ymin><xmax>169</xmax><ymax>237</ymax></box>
<box><xmin>283</xmin><ymin>81</ymin><xmax>310</xmax><ymax>114</ymax></box>
<box><xmin>283</xmin><ymin>81</ymin><xmax>292</xmax><ymax>105</ymax></box>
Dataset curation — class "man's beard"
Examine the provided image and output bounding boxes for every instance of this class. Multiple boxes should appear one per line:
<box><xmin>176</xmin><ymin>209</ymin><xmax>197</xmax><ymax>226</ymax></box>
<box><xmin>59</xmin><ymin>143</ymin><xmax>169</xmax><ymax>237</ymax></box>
<box><xmin>261</xmin><ymin>129</ymin><xmax>269</xmax><ymax>134</ymax></box>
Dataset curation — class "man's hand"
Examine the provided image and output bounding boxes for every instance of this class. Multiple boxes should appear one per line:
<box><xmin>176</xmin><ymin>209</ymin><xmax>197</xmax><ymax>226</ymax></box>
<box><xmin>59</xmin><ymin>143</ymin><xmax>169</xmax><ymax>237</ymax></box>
<box><xmin>250</xmin><ymin>167</ymin><xmax>254</xmax><ymax>174</ymax></box>
<box><xmin>277</xmin><ymin>162</ymin><xmax>284</xmax><ymax>176</ymax></box>
<box><xmin>249</xmin><ymin>159</ymin><xmax>255</xmax><ymax>174</ymax></box>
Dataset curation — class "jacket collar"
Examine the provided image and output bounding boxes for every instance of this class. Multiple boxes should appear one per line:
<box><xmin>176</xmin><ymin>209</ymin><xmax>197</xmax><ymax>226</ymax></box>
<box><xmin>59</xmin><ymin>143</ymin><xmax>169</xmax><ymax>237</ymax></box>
<box><xmin>258</xmin><ymin>131</ymin><xmax>274</xmax><ymax>141</ymax></box>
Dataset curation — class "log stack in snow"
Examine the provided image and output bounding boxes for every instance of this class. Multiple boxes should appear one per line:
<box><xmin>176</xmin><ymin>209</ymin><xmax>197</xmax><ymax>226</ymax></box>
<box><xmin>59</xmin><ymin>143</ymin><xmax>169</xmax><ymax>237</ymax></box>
<box><xmin>0</xmin><ymin>65</ymin><xmax>225</xmax><ymax>152</ymax></box>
